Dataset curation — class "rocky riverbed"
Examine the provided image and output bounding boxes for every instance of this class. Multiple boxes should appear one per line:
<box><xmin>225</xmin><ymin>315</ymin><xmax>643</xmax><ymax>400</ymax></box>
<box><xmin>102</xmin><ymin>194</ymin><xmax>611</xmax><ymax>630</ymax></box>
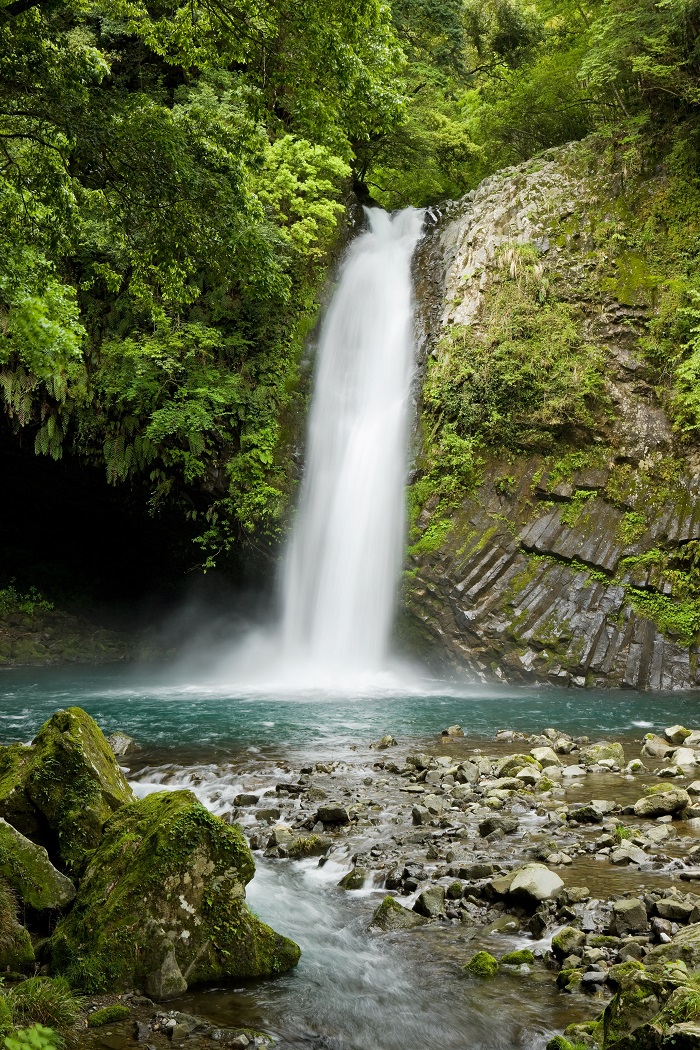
<box><xmin>7</xmin><ymin>710</ymin><xmax>700</xmax><ymax>1049</ymax></box>
<box><xmin>92</xmin><ymin>719</ymin><xmax>700</xmax><ymax>1049</ymax></box>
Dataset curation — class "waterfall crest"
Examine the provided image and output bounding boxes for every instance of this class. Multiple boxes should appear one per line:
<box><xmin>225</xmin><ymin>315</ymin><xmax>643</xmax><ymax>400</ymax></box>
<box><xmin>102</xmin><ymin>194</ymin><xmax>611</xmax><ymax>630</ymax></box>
<box><xmin>280</xmin><ymin>207</ymin><xmax>424</xmax><ymax>673</ymax></box>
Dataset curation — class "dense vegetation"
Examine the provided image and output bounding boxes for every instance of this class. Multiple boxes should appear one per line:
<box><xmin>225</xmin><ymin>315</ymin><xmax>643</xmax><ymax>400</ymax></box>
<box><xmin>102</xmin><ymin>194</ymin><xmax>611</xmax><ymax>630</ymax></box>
<box><xmin>1</xmin><ymin>0</ymin><xmax>699</xmax><ymax>579</ymax></box>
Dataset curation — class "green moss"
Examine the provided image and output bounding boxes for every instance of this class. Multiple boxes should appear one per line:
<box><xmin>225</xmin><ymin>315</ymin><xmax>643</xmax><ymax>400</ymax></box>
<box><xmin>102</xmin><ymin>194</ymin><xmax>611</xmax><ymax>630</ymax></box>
<box><xmin>617</xmin><ymin>511</ymin><xmax>648</xmax><ymax>546</ymax></box>
<box><xmin>0</xmin><ymin>708</ymin><xmax>134</xmax><ymax>876</ymax></box>
<box><xmin>50</xmin><ymin>789</ymin><xmax>300</xmax><ymax>996</ymax></box>
<box><xmin>560</xmin><ymin>490</ymin><xmax>596</xmax><ymax>527</ymax></box>
<box><xmin>87</xmin><ymin>1005</ymin><xmax>131</xmax><ymax>1028</ymax></box>
<box><xmin>500</xmin><ymin>948</ymin><xmax>534</xmax><ymax>965</ymax></box>
<box><xmin>464</xmin><ymin>951</ymin><xmax>499</xmax><ymax>977</ymax></box>
<box><xmin>627</xmin><ymin>589</ymin><xmax>700</xmax><ymax>647</ymax></box>
<box><xmin>0</xmin><ymin>822</ymin><xmax>75</xmax><ymax>912</ymax></box>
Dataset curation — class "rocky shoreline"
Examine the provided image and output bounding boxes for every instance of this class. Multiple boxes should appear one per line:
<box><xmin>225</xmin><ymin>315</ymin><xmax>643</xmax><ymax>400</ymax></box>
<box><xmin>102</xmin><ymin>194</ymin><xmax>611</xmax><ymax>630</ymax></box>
<box><xmin>5</xmin><ymin>711</ymin><xmax>700</xmax><ymax>1047</ymax></box>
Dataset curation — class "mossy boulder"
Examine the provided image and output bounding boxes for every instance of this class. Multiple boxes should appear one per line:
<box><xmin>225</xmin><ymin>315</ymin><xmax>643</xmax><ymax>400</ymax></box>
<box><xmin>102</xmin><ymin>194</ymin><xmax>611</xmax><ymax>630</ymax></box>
<box><xmin>0</xmin><ymin>922</ymin><xmax>35</xmax><ymax>974</ymax></box>
<box><xmin>580</xmin><ymin>742</ymin><xmax>625</xmax><ymax>767</ymax></box>
<box><xmin>646</xmin><ymin>924</ymin><xmax>700</xmax><ymax>972</ymax></box>
<box><xmin>552</xmin><ymin>926</ymin><xmax>586</xmax><ymax>959</ymax></box>
<box><xmin>464</xmin><ymin>951</ymin><xmax>499</xmax><ymax>977</ymax></box>
<box><xmin>87</xmin><ymin>1005</ymin><xmax>131</xmax><ymax>1028</ymax></box>
<box><xmin>0</xmin><ymin>708</ymin><xmax>134</xmax><ymax>874</ymax></box>
<box><xmin>0</xmin><ymin>819</ymin><xmax>75</xmax><ymax>911</ymax></box>
<box><xmin>369</xmin><ymin>895</ymin><xmax>429</xmax><ymax>932</ymax></box>
<box><xmin>501</xmin><ymin>948</ymin><xmax>534</xmax><ymax>965</ymax></box>
<box><xmin>49</xmin><ymin>790</ymin><xmax>300</xmax><ymax>999</ymax></box>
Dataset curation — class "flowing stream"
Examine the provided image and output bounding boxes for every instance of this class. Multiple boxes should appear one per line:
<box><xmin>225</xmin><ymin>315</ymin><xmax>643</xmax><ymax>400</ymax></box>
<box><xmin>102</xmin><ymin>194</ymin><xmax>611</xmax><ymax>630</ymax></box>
<box><xmin>281</xmin><ymin>207</ymin><xmax>424</xmax><ymax>673</ymax></box>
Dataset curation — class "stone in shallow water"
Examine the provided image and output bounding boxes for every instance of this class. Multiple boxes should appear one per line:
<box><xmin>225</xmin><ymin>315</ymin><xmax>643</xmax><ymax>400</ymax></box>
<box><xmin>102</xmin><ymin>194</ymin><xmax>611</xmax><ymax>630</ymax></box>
<box><xmin>580</xmin><ymin>741</ymin><xmax>625</xmax><ymax>767</ymax></box>
<box><xmin>508</xmin><ymin>863</ymin><xmax>564</xmax><ymax>904</ymax></box>
<box><xmin>478</xmin><ymin>814</ymin><xmax>519</xmax><ymax>837</ymax></box>
<box><xmin>314</xmin><ymin>804</ymin><xmax>349</xmax><ymax>826</ymax></box>
<box><xmin>369</xmin><ymin>895</ymin><xmax>429</xmax><ymax>931</ymax></box>
<box><xmin>413</xmin><ymin>885</ymin><xmax>445</xmax><ymax>918</ymax></box>
<box><xmin>610</xmin><ymin>841</ymin><xmax>649</xmax><ymax>866</ymax></box>
<box><xmin>610</xmin><ymin>898</ymin><xmax>648</xmax><ymax>935</ymax></box>
<box><xmin>634</xmin><ymin>788</ymin><xmax>690</xmax><ymax>818</ymax></box>
<box><xmin>665</xmin><ymin>725</ymin><xmax>691</xmax><ymax>745</ymax></box>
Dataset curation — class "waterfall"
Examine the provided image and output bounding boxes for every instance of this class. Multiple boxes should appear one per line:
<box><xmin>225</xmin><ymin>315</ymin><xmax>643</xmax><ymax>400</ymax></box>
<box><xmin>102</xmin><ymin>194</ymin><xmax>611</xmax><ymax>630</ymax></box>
<box><xmin>280</xmin><ymin>207</ymin><xmax>424</xmax><ymax>673</ymax></box>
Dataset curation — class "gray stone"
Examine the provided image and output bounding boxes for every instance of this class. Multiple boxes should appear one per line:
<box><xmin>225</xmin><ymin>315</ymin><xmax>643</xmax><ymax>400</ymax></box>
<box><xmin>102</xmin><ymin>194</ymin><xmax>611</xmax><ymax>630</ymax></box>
<box><xmin>610</xmin><ymin>841</ymin><xmax>649</xmax><ymax>865</ymax></box>
<box><xmin>369</xmin><ymin>895</ymin><xmax>429</xmax><ymax>931</ymax></box>
<box><xmin>508</xmin><ymin>863</ymin><xmax>564</xmax><ymax>904</ymax></box>
<box><xmin>107</xmin><ymin>732</ymin><xmax>140</xmax><ymax>756</ymax></box>
<box><xmin>642</xmin><ymin>734</ymin><xmax>675</xmax><ymax>759</ymax></box>
<box><xmin>580</xmin><ymin>742</ymin><xmax>625</xmax><ymax>767</ymax></box>
<box><xmin>314</xmin><ymin>804</ymin><xmax>350</xmax><ymax>826</ymax></box>
<box><xmin>656</xmin><ymin>898</ymin><xmax>696</xmax><ymax>922</ymax></box>
<box><xmin>665</xmin><ymin>725</ymin><xmax>691</xmax><ymax>745</ymax></box>
<box><xmin>634</xmin><ymin>788</ymin><xmax>690</xmax><ymax>818</ymax></box>
<box><xmin>478</xmin><ymin>814</ymin><xmax>519</xmax><ymax>837</ymax></box>
<box><xmin>610</xmin><ymin>898</ymin><xmax>648</xmax><ymax>935</ymax></box>
<box><xmin>413</xmin><ymin>885</ymin><xmax>446</xmax><ymax>918</ymax></box>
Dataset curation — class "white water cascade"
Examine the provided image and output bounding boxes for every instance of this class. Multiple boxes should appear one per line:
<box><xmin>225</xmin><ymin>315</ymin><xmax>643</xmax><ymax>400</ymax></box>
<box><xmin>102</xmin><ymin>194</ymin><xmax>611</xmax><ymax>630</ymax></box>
<box><xmin>280</xmin><ymin>207</ymin><xmax>424</xmax><ymax>674</ymax></box>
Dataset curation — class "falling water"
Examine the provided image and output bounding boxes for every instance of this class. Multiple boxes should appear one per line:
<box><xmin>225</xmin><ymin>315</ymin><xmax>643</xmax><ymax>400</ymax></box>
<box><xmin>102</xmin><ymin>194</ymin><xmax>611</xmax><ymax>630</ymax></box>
<box><xmin>281</xmin><ymin>207</ymin><xmax>424</xmax><ymax>672</ymax></box>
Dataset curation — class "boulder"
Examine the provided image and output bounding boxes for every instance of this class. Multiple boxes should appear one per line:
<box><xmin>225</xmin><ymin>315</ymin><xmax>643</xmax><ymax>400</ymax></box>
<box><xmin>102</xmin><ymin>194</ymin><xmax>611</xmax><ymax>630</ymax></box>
<box><xmin>610</xmin><ymin>899</ymin><xmax>648</xmax><ymax>936</ymax></box>
<box><xmin>508</xmin><ymin>863</ymin><xmax>564</xmax><ymax>905</ymax></box>
<box><xmin>531</xmin><ymin>746</ymin><xmax>561</xmax><ymax>767</ymax></box>
<box><xmin>369</xmin><ymin>895</ymin><xmax>429</xmax><ymax>931</ymax></box>
<box><xmin>552</xmin><ymin>927</ymin><xmax>586</xmax><ymax>959</ymax></box>
<box><xmin>646</xmin><ymin>924</ymin><xmax>700</xmax><ymax>971</ymax></box>
<box><xmin>665</xmin><ymin>726</ymin><xmax>691</xmax><ymax>746</ymax></box>
<box><xmin>338</xmin><ymin>867</ymin><xmax>367</xmax><ymax>890</ymax></box>
<box><xmin>464</xmin><ymin>951</ymin><xmax>498</xmax><ymax>977</ymax></box>
<box><xmin>413</xmin><ymin>886</ymin><xmax>445</xmax><ymax>918</ymax></box>
<box><xmin>0</xmin><ymin>818</ymin><xmax>75</xmax><ymax>910</ymax></box>
<box><xmin>314</xmin><ymin>804</ymin><xmax>349</xmax><ymax>826</ymax></box>
<box><xmin>0</xmin><ymin>707</ymin><xmax>134</xmax><ymax>874</ymax></box>
<box><xmin>49</xmin><ymin>790</ymin><xmax>300</xmax><ymax>998</ymax></box>
<box><xmin>656</xmin><ymin>898</ymin><xmax>696</xmax><ymax>923</ymax></box>
<box><xmin>672</xmin><ymin>748</ymin><xmax>697</xmax><ymax>768</ymax></box>
<box><xmin>496</xmin><ymin>754</ymin><xmax>538</xmax><ymax>777</ymax></box>
<box><xmin>580</xmin><ymin>741</ymin><xmax>625</xmax><ymax>767</ymax></box>
<box><xmin>634</xmin><ymin>788</ymin><xmax>690</xmax><ymax>819</ymax></box>
<box><xmin>0</xmin><ymin>921</ymin><xmax>34</xmax><ymax>973</ymax></box>
<box><xmin>642</xmin><ymin>734</ymin><xmax>675</xmax><ymax>759</ymax></box>
<box><xmin>610</xmin><ymin>842</ymin><xmax>649</xmax><ymax>866</ymax></box>
<box><xmin>478</xmin><ymin>815</ymin><xmax>519</xmax><ymax>837</ymax></box>
<box><xmin>107</xmin><ymin>732</ymin><xmax>140</xmax><ymax>757</ymax></box>
<box><xmin>441</xmin><ymin>725</ymin><xmax>464</xmax><ymax>737</ymax></box>
<box><xmin>286</xmin><ymin>834</ymin><xmax>332</xmax><ymax>859</ymax></box>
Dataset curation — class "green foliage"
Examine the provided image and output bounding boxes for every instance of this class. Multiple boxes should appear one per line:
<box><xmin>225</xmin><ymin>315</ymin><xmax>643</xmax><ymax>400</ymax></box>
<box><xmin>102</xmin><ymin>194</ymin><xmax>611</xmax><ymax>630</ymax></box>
<box><xmin>613</xmin><ymin>824</ymin><xmax>633</xmax><ymax>843</ymax></box>
<box><xmin>3</xmin><ymin>980</ymin><xmax>83</xmax><ymax>1034</ymax></box>
<box><xmin>423</xmin><ymin>252</ymin><xmax>607</xmax><ymax>456</ymax></box>
<box><xmin>0</xmin><ymin>879</ymin><xmax>18</xmax><ymax>955</ymax></box>
<box><xmin>4</xmin><ymin>1025</ymin><xmax>64</xmax><ymax>1050</ymax></box>
<box><xmin>627</xmin><ymin>588</ymin><xmax>700</xmax><ymax>647</ymax></box>
<box><xmin>0</xmin><ymin>586</ymin><xmax>53</xmax><ymax>616</ymax></box>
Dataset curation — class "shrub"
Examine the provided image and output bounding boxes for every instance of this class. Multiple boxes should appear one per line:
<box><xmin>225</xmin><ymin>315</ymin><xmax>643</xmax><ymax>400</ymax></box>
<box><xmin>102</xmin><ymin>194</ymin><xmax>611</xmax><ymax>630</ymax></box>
<box><xmin>4</xmin><ymin>980</ymin><xmax>83</xmax><ymax>1034</ymax></box>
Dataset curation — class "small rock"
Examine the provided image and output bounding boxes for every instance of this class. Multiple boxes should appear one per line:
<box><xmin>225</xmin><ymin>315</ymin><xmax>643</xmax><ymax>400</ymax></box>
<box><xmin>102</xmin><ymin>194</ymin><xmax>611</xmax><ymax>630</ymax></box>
<box><xmin>561</xmin><ymin>765</ymin><xmax>587</xmax><ymax>778</ymax></box>
<box><xmin>610</xmin><ymin>841</ymin><xmax>648</xmax><ymax>866</ymax></box>
<box><xmin>233</xmin><ymin>794</ymin><xmax>259</xmax><ymax>806</ymax></box>
<box><xmin>369</xmin><ymin>895</ymin><xmax>429</xmax><ymax>931</ymax></box>
<box><xmin>370</xmin><ymin>735</ymin><xmax>397</xmax><ymax>750</ymax></box>
<box><xmin>478</xmin><ymin>815</ymin><xmax>519</xmax><ymax>837</ymax></box>
<box><xmin>508</xmin><ymin>863</ymin><xmax>564</xmax><ymax>905</ymax></box>
<box><xmin>413</xmin><ymin>885</ymin><xmax>446</xmax><ymax>918</ymax></box>
<box><xmin>665</xmin><ymin>725</ymin><xmax>691</xmax><ymax>745</ymax></box>
<box><xmin>464</xmin><ymin>951</ymin><xmax>498</xmax><ymax>977</ymax></box>
<box><xmin>314</xmin><ymin>804</ymin><xmax>349</xmax><ymax>826</ymax></box>
<box><xmin>442</xmin><ymin>725</ymin><xmax>465</xmax><ymax>737</ymax></box>
<box><xmin>642</xmin><ymin>734</ymin><xmax>675</xmax><ymax>759</ymax></box>
<box><xmin>107</xmin><ymin>732</ymin><xmax>140</xmax><ymax>756</ymax></box>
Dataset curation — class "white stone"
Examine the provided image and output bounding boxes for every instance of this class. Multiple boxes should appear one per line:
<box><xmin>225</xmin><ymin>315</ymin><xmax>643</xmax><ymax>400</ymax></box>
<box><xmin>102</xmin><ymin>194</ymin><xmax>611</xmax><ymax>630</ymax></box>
<box><xmin>531</xmin><ymin>746</ymin><xmax>561</xmax><ymax>767</ymax></box>
<box><xmin>665</xmin><ymin>725</ymin><xmax>691</xmax><ymax>745</ymax></box>
<box><xmin>561</xmin><ymin>765</ymin><xmax>587</xmax><ymax>778</ymax></box>
<box><xmin>672</xmin><ymin>748</ymin><xmax>697</xmax><ymax>767</ymax></box>
<box><xmin>508</xmin><ymin>863</ymin><xmax>564</xmax><ymax>903</ymax></box>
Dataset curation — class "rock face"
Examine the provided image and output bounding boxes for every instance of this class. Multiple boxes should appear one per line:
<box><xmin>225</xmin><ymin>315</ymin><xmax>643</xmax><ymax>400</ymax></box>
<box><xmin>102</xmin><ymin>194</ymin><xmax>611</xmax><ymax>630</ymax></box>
<box><xmin>406</xmin><ymin>140</ymin><xmax>700</xmax><ymax>689</ymax></box>
<box><xmin>49</xmin><ymin>789</ymin><xmax>301</xmax><ymax>999</ymax></box>
<box><xmin>0</xmin><ymin>819</ymin><xmax>75</xmax><ymax>910</ymax></box>
<box><xmin>0</xmin><ymin>707</ymin><xmax>134</xmax><ymax>874</ymax></box>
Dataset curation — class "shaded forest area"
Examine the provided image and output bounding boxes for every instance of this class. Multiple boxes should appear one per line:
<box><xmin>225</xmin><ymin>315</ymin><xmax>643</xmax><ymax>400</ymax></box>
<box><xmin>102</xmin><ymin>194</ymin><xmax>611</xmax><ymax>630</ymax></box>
<box><xmin>1</xmin><ymin>0</ymin><xmax>699</xmax><ymax>609</ymax></box>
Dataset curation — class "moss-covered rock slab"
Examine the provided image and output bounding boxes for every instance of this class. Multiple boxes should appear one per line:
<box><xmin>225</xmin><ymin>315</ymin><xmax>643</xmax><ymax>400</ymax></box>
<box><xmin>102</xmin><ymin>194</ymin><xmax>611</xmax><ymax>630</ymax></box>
<box><xmin>0</xmin><ymin>819</ymin><xmax>75</xmax><ymax>911</ymax></box>
<box><xmin>49</xmin><ymin>789</ymin><xmax>300</xmax><ymax>999</ymax></box>
<box><xmin>0</xmin><ymin>708</ymin><xmax>134</xmax><ymax>874</ymax></box>
<box><xmin>369</xmin><ymin>895</ymin><xmax>429</xmax><ymax>931</ymax></box>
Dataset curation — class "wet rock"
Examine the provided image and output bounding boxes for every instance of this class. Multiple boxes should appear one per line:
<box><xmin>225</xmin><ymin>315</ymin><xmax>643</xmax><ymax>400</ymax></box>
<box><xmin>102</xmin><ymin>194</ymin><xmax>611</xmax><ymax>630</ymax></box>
<box><xmin>370</xmin><ymin>735</ymin><xmax>398</xmax><ymax>750</ymax></box>
<box><xmin>234</xmin><ymin>794</ymin><xmax>260</xmax><ymax>806</ymax></box>
<box><xmin>464</xmin><ymin>951</ymin><xmax>498</xmax><ymax>977</ymax></box>
<box><xmin>569</xmin><ymin>804</ymin><xmax>605</xmax><ymax>824</ymax></box>
<box><xmin>414</xmin><ymin>885</ymin><xmax>446</xmax><ymax>918</ymax></box>
<box><xmin>0</xmin><ymin>706</ymin><xmax>134</xmax><ymax>874</ymax></box>
<box><xmin>508</xmin><ymin>863</ymin><xmax>564</xmax><ymax>905</ymax></box>
<box><xmin>338</xmin><ymin>867</ymin><xmax>367</xmax><ymax>890</ymax></box>
<box><xmin>107</xmin><ymin>732</ymin><xmax>141</xmax><ymax>756</ymax></box>
<box><xmin>665</xmin><ymin>726</ymin><xmax>691</xmax><ymax>746</ymax></box>
<box><xmin>531</xmin><ymin>746</ymin><xmax>561</xmax><ymax>767</ymax></box>
<box><xmin>634</xmin><ymin>788</ymin><xmax>690</xmax><ymax>818</ymax></box>
<box><xmin>287</xmin><ymin>834</ymin><xmax>332</xmax><ymax>859</ymax></box>
<box><xmin>561</xmin><ymin>765</ymin><xmax>587</xmax><ymax>778</ymax></box>
<box><xmin>314</xmin><ymin>804</ymin><xmax>350</xmax><ymax>826</ymax></box>
<box><xmin>656</xmin><ymin>898</ymin><xmax>696</xmax><ymax>923</ymax></box>
<box><xmin>49</xmin><ymin>789</ymin><xmax>301</xmax><ymax>998</ymax></box>
<box><xmin>478</xmin><ymin>814</ymin><xmax>519</xmax><ymax>837</ymax></box>
<box><xmin>611</xmin><ymin>841</ymin><xmax>649</xmax><ymax>865</ymax></box>
<box><xmin>672</xmin><ymin>748</ymin><xmax>697</xmax><ymax>768</ymax></box>
<box><xmin>611</xmin><ymin>899</ymin><xmax>649</xmax><ymax>936</ymax></box>
<box><xmin>646</xmin><ymin>924</ymin><xmax>700</xmax><ymax>970</ymax></box>
<box><xmin>0</xmin><ymin>817</ymin><xmax>76</xmax><ymax>910</ymax></box>
<box><xmin>441</xmin><ymin>725</ymin><xmax>464</xmax><ymax>737</ymax></box>
<box><xmin>369</xmin><ymin>895</ymin><xmax>429</xmax><ymax>931</ymax></box>
<box><xmin>580</xmin><ymin>742</ymin><xmax>625</xmax><ymax>767</ymax></box>
<box><xmin>642</xmin><ymin>735</ymin><xmax>675</xmax><ymax>759</ymax></box>
<box><xmin>500</xmin><ymin>948</ymin><xmax>534</xmax><ymax>966</ymax></box>
<box><xmin>552</xmin><ymin>927</ymin><xmax>587</xmax><ymax>959</ymax></box>
<box><xmin>412</xmin><ymin>805</ymin><xmax>431</xmax><ymax>825</ymax></box>
<box><xmin>496</xmin><ymin>754</ymin><xmax>538</xmax><ymax>777</ymax></box>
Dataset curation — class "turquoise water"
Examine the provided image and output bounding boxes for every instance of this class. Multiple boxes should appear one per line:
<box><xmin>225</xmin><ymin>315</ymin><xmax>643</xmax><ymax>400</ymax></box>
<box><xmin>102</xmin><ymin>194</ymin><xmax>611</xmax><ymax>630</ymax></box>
<box><xmin>2</xmin><ymin>664</ymin><xmax>700</xmax><ymax>752</ymax></box>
